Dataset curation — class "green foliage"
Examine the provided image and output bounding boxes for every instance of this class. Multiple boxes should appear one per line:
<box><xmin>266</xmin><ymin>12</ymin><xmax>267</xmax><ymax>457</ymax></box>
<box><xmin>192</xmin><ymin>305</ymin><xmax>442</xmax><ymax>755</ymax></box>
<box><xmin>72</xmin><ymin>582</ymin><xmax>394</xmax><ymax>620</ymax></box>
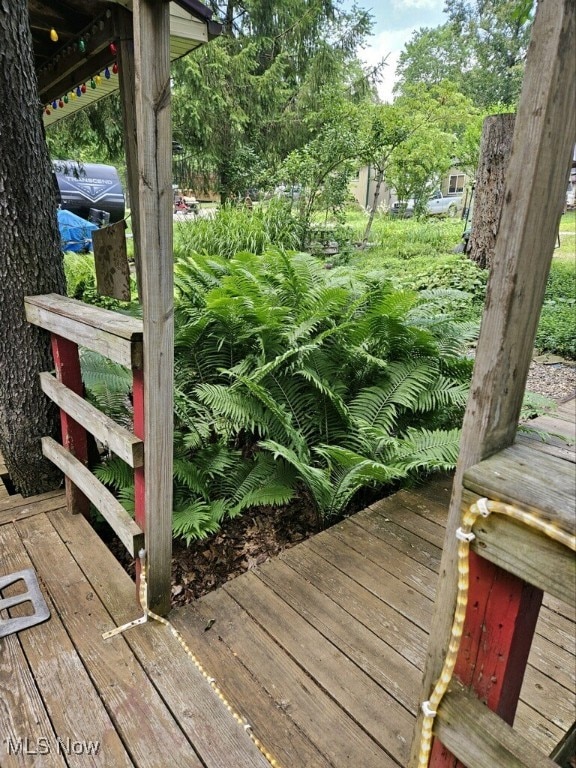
<box><xmin>349</xmin><ymin>217</ymin><xmax>487</xmax><ymax>322</ymax></box>
<box><xmin>63</xmin><ymin>252</ymin><xmax>138</xmax><ymax>311</ymax></box>
<box><xmin>172</xmin><ymin>1</ymin><xmax>377</xmax><ymax>201</ymax></box>
<box><xmin>46</xmin><ymin>95</ymin><xmax>125</xmax><ymax>167</ymax></box>
<box><xmin>163</xmin><ymin>248</ymin><xmax>473</xmax><ymax>537</ymax></box>
<box><xmin>174</xmin><ymin>198</ymin><xmax>303</xmax><ymax>258</ymax></box>
<box><xmin>535</xmin><ymin>260</ymin><xmax>576</xmax><ymax>359</ymax></box>
<box><xmin>396</xmin><ymin>0</ymin><xmax>532</xmax><ymax>108</ymax></box>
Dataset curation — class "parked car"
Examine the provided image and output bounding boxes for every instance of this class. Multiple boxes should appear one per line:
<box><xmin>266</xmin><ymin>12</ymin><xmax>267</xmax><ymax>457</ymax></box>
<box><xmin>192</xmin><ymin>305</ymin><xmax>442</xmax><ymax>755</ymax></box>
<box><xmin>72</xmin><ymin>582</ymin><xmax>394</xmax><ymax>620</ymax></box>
<box><xmin>392</xmin><ymin>190</ymin><xmax>463</xmax><ymax>218</ymax></box>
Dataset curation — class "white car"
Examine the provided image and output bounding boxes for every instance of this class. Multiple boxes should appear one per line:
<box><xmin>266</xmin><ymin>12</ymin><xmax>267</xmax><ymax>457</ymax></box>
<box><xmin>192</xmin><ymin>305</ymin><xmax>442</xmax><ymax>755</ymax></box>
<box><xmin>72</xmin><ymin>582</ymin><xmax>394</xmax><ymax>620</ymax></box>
<box><xmin>392</xmin><ymin>190</ymin><xmax>462</xmax><ymax>218</ymax></box>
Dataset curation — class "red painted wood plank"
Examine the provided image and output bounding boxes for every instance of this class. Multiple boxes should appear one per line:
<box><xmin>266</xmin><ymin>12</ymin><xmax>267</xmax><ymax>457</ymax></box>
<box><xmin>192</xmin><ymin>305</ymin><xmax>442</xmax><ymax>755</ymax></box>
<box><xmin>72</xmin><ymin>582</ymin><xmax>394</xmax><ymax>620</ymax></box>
<box><xmin>429</xmin><ymin>552</ymin><xmax>543</xmax><ymax>767</ymax></box>
<box><xmin>50</xmin><ymin>334</ymin><xmax>89</xmax><ymax>517</ymax></box>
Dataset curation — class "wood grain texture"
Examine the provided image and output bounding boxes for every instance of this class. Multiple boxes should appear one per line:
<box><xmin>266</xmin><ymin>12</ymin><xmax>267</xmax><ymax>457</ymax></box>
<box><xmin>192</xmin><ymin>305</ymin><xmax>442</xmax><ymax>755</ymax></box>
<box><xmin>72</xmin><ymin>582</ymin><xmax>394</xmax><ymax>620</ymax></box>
<box><xmin>171</xmin><ymin>601</ymin><xmax>333</xmax><ymax>768</ymax></box>
<box><xmin>25</xmin><ymin>295</ymin><xmax>143</xmax><ymax>369</ymax></box>
<box><xmin>224</xmin><ymin>571</ymin><xmax>414</xmax><ymax>766</ymax></box>
<box><xmin>48</xmin><ymin>507</ymin><xmax>272</xmax><ymax>768</ymax></box>
<box><xmin>289</xmin><ymin>536</ymin><xmax>429</xmax><ymax>669</ymax></box>
<box><xmin>463</xmin><ymin>443</ymin><xmax>575</xmax><ymax>530</ymax></box>
<box><xmin>40</xmin><ymin>373</ymin><xmax>143</xmax><ymax>468</ymax></box>
<box><xmin>14</xmin><ymin>513</ymin><xmax>204</xmax><ymax>768</ymax></box>
<box><xmin>410</xmin><ymin>1</ymin><xmax>576</xmax><ymax>762</ymax></box>
<box><xmin>0</xmin><ymin>493</ymin><xmax>65</xmax><ymax>526</ymax></box>
<box><xmin>133</xmin><ymin>0</ymin><xmax>174</xmax><ymax>614</ymax></box>
<box><xmin>434</xmin><ymin>682</ymin><xmax>555</xmax><ymax>768</ymax></box>
<box><xmin>256</xmin><ymin>556</ymin><xmax>421</xmax><ymax>714</ymax></box>
<box><xmin>41</xmin><ymin>437</ymin><xmax>143</xmax><ymax>556</ymax></box>
<box><xmin>188</xmin><ymin>587</ymin><xmax>395</xmax><ymax>768</ymax></box>
<box><xmin>0</xmin><ymin>523</ymin><xmax>134</xmax><ymax>768</ymax></box>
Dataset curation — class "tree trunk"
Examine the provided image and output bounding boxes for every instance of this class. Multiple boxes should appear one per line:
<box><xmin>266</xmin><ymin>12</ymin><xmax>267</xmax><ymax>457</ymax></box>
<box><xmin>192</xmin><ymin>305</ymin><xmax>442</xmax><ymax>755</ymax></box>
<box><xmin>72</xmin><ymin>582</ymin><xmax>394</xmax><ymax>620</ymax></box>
<box><xmin>362</xmin><ymin>166</ymin><xmax>384</xmax><ymax>244</ymax></box>
<box><xmin>468</xmin><ymin>113</ymin><xmax>515</xmax><ymax>269</ymax></box>
<box><xmin>0</xmin><ymin>1</ymin><xmax>67</xmax><ymax>495</ymax></box>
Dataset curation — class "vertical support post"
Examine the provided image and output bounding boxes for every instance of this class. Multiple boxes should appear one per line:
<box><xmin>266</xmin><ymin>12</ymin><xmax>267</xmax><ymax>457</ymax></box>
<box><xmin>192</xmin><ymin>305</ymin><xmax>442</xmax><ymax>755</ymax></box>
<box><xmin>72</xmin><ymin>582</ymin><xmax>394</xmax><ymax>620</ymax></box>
<box><xmin>50</xmin><ymin>334</ymin><xmax>89</xmax><ymax>517</ymax></box>
<box><xmin>115</xmin><ymin>6</ymin><xmax>142</xmax><ymax>300</ymax></box>
<box><xmin>428</xmin><ymin>553</ymin><xmax>543</xmax><ymax>767</ymax></box>
<box><xmin>132</xmin><ymin>365</ymin><xmax>145</xmax><ymax>593</ymax></box>
<box><xmin>409</xmin><ymin>1</ymin><xmax>575</xmax><ymax>764</ymax></box>
<box><xmin>133</xmin><ymin>0</ymin><xmax>174</xmax><ymax>615</ymax></box>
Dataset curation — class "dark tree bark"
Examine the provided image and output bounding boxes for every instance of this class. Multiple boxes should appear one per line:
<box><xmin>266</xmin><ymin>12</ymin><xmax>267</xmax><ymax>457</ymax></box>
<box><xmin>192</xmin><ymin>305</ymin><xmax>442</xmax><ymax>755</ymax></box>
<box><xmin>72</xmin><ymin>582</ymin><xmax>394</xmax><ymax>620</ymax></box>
<box><xmin>0</xmin><ymin>1</ymin><xmax>67</xmax><ymax>495</ymax></box>
<box><xmin>468</xmin><ymin>113</ymin><xmax>516</xmax><ymax>269</ymax></box>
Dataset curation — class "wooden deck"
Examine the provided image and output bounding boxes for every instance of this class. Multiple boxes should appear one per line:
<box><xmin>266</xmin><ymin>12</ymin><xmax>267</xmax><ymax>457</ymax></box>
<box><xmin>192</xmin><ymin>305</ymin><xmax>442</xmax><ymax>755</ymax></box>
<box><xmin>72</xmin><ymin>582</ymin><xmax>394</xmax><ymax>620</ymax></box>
<box><xmin>0</xmin><ymin>399</ymin><xmax>574</xmax><ymax>767</ymax></box>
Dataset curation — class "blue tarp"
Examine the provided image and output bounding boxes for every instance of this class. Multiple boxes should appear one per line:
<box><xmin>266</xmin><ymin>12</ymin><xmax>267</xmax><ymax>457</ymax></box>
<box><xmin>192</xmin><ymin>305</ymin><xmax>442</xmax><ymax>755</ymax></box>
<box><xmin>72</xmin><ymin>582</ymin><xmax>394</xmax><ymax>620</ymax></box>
<box><xmin>57</xmin><ymin>208</ymin><xmax>98</xmax><ymax>253</ymax></box>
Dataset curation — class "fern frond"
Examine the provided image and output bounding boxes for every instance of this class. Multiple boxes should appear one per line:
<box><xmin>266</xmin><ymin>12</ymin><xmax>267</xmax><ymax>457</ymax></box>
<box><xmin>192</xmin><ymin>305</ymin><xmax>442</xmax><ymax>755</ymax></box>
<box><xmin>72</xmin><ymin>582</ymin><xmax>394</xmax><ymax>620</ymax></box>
<box><xmin>94</xmin><ymin>456</ymin><xmax>133</xmax><ymax>491</ymax></box>
<box><xmin>389</xmin><ymin>427</ymin><xmax>461</xmax><ymax>473</ymax></box>
<box><xmin>414</xmin><ymin>376</ymin><xmax>469</xmax><ymax>412</ymax></box>
<box><xmin>172</xmin><ymin>499</ymin><xmax>228</xmax><ymax>543</ymax></box>
<box><xmin>259</xmin><ymin>439</ymin><xmax>330</xmax><ymax>511</ymax></box>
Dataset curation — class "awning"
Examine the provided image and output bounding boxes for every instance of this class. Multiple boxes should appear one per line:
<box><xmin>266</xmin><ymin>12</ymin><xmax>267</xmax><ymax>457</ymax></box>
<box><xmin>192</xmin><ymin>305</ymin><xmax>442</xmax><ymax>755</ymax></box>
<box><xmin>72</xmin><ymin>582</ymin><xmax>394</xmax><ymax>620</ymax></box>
<box><xmin>31</xmin><ymin>1</ymin><xmax>220</xmax><ymax>128</ymax></box>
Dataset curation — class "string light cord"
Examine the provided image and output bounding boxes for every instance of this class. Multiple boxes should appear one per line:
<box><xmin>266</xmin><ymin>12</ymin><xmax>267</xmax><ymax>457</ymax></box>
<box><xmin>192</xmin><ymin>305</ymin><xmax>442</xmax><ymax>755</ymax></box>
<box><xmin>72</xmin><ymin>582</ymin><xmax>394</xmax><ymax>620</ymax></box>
<box><xmin>417</xmin><ymin>497</ymin><xmax>576</xmax><ymax>768</ymax></box>
<box><xmin>137</xmin><ymin>550</ymin><xmax>283</xmax><ymax>768</ymax></box>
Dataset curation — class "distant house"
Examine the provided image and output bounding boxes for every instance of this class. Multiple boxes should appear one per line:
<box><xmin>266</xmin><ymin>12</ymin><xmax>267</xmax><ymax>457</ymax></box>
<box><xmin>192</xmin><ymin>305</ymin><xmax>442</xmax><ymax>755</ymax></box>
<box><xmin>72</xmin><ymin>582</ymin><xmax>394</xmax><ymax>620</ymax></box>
<box><xmin>350</xmin><ymin>165</ymin><xmax>471</xmax><ymax>211</ymax></box>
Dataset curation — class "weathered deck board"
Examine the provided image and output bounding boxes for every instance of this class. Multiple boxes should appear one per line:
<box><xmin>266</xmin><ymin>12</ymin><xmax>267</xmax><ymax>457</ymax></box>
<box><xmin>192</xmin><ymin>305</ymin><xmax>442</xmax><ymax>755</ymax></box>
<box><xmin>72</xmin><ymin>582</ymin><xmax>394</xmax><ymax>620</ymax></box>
<box><xmin>1</xmin><ymin>401</ymin><xmax>573</xmax><ymax>768</ymax></box>
<box><xmin>47</xmin><ymin>508</ymin><xmax>272</xmax><ymax>768</ymax></box>
<box><xmin>0</xmin><ymin>523</ymin><xmax>133</xmax><ymax>768</ymax></box>
<box><xmin>15</xmin><ymin>513</ymin><xmax>205</xmax><ymax>768</ymax></box>
<box><xmin>178</xmin><ymin>590</ymin><xmax>395</xmax><ymax>768</ymax></box>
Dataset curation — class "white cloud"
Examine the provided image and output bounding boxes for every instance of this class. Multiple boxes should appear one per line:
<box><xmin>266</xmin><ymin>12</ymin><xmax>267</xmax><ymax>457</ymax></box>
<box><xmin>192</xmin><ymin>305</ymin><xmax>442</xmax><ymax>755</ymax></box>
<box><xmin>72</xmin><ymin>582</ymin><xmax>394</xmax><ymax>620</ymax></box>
<box><xmin>359</xmin><ymin>27</ymin><xmax>417</xmax><ymax>103</ymax></box>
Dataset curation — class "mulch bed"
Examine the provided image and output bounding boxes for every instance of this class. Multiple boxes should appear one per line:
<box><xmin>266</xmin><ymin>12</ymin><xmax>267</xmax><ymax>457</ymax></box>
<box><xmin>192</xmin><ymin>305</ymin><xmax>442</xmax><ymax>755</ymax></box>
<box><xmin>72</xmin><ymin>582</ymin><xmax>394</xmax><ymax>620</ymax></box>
<box><xmin>106</xmin><ymin>496</ymin><xmax>325</xmax><ymax>608</ymax></box>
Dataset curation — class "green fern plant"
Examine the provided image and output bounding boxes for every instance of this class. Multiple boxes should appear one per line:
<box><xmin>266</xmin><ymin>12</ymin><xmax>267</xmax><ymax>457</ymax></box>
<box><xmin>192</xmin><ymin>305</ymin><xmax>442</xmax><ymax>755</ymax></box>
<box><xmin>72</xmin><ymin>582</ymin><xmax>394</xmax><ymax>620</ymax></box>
<box><xmin>89</xmin><ymin>247</ymin><xmax>475</xmax><ymax>541</ymax></box>
<box><xmin>169</xmin><ymin>248</ymin><xmax>475</xmax><ymax>534</ymax></box>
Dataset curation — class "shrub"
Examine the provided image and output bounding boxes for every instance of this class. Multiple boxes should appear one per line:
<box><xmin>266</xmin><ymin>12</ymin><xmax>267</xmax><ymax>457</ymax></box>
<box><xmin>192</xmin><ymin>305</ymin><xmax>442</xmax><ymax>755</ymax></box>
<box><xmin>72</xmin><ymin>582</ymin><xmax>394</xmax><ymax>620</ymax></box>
<box><xmin>173</xmin><ymin>198</ymin><xmax>303</xmax><ymax>258</ymax></box>
<box><xmin>535</xmin><ymin>260</ymin><xmax>576</xmax><ymax>359</ymax></box>
<box><xmin>165</xmin><ymin>249</ymin><xmax>473</xmax><ymax>540</ymax></box>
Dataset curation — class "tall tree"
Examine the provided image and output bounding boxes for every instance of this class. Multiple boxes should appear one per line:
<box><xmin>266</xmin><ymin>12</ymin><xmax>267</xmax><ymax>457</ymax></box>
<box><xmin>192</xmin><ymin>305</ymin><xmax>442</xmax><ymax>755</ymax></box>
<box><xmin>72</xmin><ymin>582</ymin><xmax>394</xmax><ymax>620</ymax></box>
<box><xmin>467</xmin><ymin>113</ymin><xmax>515</xmax><ymax>269</ymax></box>
<box><xmin>396</xmin><ymin>0</ymin><xmax>533</xmax><ymax>108</ymax></box>
<box><xmin>0</xmin><ymin>0</ymin><xmax>66</xmax><ymax>494</ymax></box>
<box><xmin>171</xmin><ymin>0</ymin><xmax>376</xmax><ymax>200</ymax></box>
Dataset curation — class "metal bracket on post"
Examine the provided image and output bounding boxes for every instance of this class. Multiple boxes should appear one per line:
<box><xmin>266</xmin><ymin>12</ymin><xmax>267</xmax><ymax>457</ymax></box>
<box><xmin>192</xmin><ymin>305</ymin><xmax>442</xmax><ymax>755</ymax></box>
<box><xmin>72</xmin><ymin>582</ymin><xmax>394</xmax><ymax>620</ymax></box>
<box><xmin>0</xmin><ymin>569</ymin><xmax>51</xmax><ymax>638</ymax></box>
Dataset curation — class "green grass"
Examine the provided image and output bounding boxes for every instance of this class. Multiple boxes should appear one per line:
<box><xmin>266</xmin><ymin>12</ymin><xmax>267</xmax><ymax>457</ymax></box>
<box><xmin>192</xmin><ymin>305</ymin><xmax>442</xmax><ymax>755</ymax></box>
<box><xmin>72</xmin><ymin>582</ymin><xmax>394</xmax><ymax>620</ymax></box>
<box><xmin>343</xmin><ymin>208</ymin><xmax>575</xmax><ymax>358</ymax></box>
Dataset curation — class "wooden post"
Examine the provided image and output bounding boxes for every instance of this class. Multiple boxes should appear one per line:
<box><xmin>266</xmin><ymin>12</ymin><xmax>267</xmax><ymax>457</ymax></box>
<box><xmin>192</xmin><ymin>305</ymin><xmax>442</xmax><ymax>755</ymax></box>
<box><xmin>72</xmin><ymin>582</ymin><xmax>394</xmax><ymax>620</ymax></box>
<box><xmin>408</xmin><ymin>1</ymin><xmax>575</xmax><ymax>764</ymax></box>
<box><xmin>133</xmin><ymin>0</ymin><xmax>174</xmax><ymax>615</ymax></box>
<box><xmin>132</xmin><ymin>365</ymin><xmax>145</xmax><ymax>590</ymax></box>
<box><xmin>115</xmin><ymin>6</ymin><xmax>142</xmax><ymax>300</ymax></box>
<box><xmin>50</xmin><ymin>334</ymin><xmax>89</xmax><ymax>517</ymax></box>
<box><xmin>428</xmin><ymin>554</ymin><xmax>543</xmax><ymax>767</ymax></box>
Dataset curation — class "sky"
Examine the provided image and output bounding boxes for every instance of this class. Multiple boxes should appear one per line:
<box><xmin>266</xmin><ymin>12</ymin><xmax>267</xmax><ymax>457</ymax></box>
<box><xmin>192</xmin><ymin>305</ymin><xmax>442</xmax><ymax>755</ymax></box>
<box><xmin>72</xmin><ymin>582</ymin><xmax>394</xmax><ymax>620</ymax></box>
<box><xmin>352</xmin><ymin>0</ymin><xmax>448</xmax><ymax>102</ymax></box>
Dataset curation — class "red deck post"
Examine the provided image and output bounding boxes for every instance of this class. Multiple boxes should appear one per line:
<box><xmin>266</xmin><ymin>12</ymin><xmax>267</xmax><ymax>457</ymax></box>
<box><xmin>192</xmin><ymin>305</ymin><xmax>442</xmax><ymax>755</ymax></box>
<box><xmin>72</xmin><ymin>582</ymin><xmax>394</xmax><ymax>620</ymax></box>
<box><xmin>132</xmin><ymin>365</ymin><xmax>145</xmax><ymax>592</ymax></box>
<box><xmin>50</xmin><ymin>334</ymin><xmax>90</xmax><ymax>517</ymax></box>
<box><xmin>429</xmin><ymin>551</ymin><xmax>543</xmax><ymax>767</ymax></box>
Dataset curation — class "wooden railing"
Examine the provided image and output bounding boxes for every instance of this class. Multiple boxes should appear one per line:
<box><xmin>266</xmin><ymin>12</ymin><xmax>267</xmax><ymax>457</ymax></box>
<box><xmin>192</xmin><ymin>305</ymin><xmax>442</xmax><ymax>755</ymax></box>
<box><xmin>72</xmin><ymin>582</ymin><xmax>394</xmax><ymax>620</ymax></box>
<box><xmin>409</xmin><ymin>0</ymin><xmax>575</xmax><ymax>764</ymax></box>
<box><xmin>25</xmin><ymin>294</ymin><xmax>145</xmax><ymax>559</ymax></box>
<box><xmin>428</xmin><ymin>443</ymin><xmax>574</xmax><ymax>768</ymax></box>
